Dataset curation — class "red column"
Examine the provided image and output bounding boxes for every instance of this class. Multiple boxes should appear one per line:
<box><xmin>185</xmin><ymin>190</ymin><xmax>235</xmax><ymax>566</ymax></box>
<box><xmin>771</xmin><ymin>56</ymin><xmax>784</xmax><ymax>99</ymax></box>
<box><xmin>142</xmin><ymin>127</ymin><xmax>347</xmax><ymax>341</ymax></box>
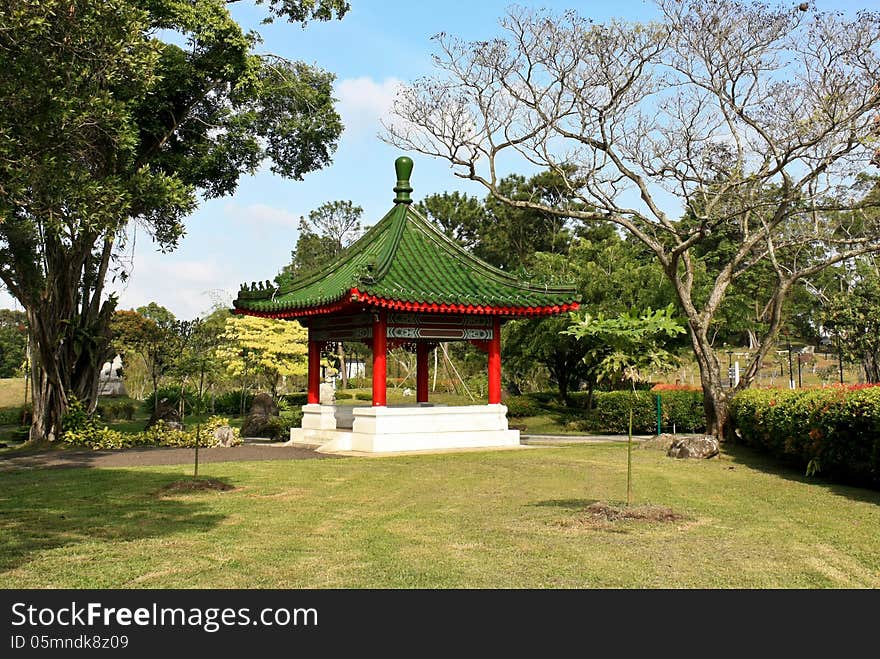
<box><xmin>372</xmin><ymin>311</ymin><xmax>387</xmax><ymax>406</ymax></box>
<box><xmin>307</xmin><ymin>338</ymin><xmax>321</xmax><ymax>404</ymax></box>
<box><xmin>488</xmin><ymin>317</ymin><xmax>502</xmax><ymax>404</ymax></box>
<box><xmin>416</xmin><ymin>343</ymin><xmax>429</xmax><ymax>403</ymax></box>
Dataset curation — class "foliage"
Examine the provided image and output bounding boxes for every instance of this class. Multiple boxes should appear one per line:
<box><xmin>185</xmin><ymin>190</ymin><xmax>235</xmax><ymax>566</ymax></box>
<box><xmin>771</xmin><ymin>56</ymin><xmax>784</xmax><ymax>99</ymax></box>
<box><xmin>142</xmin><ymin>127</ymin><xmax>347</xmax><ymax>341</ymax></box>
<box><xmin>565</xmin><ymin>305</ymin><xmax>685</xmax><ymax>385</ymax></box>
<box><xmin>217</xmin><ymin>316</ymin><xmax>307</xmax><ymax>388</ymax></box>
<box><xmin>0</xmin><ymin>310</ymin><xmax>27</xmax><ymax>378</ymax></box>
<box><xmin>503</xmin><ymin>396</ymin><xmax>545</xmax><ymax>418</ymax></box>
<box><xmin>278</xmin><ymin>200</ymin><xmax>364</xmax><ymax>282</ymax></box>
<box><xmin>61</xmin><ymin>409</ymin><xmax>241</xmax><ymax>450</ymax></box>
<box><xmin>61</xmin><ymin>397</ymin><xmax>125</xmax><ymax>449</ymax></box>
<box><xmin>730</xmin><ymin>386</ymin><xmax>880</xmax><ymax>488</ymax></box>
<box><xmin>386</xmin><ymin>0</ymin><xmax>880</xmax><ymax>436</ymax></box>
<box><xmin>821</xmin><ymin>260</ymin><xmax>880</xmax><ymax>383</ymax></box>
<box><xmin>213</xmin><ymin>389</ymin><xmax>255</xmax><ymax>416</ymax></box>
<box><xmin>573</xmin><ymin>390</ymin><xmax>705</xmax><ymax>434</ymax></box>
<box><xmin>0</xmin><ymin>406</ymin><xmax>23</xmax><ymax>425</ymax></box>
<box><xmin>112</xmin><ymin>306</ymin><xmax>180</xmax><ymax>410</ymax></box>
<box><xmin>95</xmin><ymin>400</ymin><xmax>136</xmax><ymax>421</ymax></box>
<box><xmin>0</xmin><ymin>0</ymin><xmax>346</xmax><ymax>442</ymax></box>
<box><xmin>354</xmin><ymin>392</ymin><xmax>373</xmax><ymax>401</ymax></box>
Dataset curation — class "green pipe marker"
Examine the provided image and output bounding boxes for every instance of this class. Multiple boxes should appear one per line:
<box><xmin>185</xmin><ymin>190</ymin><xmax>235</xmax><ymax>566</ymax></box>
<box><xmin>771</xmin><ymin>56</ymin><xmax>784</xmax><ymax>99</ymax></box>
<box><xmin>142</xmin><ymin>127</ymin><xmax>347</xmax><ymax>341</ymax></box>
<box><xmin>656</xmin><ymin>394</ymin><xmax>662</xmax><ymax>435</ymax></box>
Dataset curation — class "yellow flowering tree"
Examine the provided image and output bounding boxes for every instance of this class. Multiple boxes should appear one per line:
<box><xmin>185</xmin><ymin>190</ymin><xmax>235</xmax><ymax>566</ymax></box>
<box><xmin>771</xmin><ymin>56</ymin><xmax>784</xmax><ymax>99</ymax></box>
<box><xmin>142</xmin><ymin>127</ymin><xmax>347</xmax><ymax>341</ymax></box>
<box><xmin>217</xmin><ymin>315</ymin><xmax>308</xmax><ymax>398</ymax></box>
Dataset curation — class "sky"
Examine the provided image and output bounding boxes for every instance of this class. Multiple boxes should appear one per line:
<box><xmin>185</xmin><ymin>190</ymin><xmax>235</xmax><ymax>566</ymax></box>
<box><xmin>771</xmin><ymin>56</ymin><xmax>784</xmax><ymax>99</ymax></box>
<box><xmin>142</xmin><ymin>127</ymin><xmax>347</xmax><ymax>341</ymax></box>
<box><xmin>0</xmin><ymin>0</ymin><xmax>872</xmax><ymax>318</ymax></box>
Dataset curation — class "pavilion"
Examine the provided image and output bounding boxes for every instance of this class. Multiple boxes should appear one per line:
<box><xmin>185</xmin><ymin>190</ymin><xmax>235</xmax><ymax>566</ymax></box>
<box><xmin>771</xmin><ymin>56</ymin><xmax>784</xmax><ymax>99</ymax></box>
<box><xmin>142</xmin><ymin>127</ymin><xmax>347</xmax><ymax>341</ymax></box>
<box><xmin>233</xmin><ymin>157</ymin><xmax>580</xmax><ymax>452</ymax></box>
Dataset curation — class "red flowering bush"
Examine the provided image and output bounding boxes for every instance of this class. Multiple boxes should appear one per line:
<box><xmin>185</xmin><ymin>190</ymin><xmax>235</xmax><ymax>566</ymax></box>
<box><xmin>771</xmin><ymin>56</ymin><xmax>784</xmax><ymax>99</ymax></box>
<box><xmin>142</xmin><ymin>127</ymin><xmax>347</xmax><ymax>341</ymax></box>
<box><xmin>730</xmin><ymin>387</ymin><xmax>880</xmax><ymax>488</ymax></box>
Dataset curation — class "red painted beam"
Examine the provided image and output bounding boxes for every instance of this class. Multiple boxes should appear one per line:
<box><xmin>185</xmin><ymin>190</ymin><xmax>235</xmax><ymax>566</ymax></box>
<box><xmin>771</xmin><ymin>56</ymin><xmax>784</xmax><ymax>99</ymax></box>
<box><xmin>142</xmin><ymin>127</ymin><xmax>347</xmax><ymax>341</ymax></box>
<box><xmin>372</xmin><ymin>311</ymin><xmax>387</xmax><ymax>406</ymax></box>
<box><xmin>307</xmin><ymin>338</ymin><xmax>321</xmax><ymax>404</ymax></box>
<box><xmin>488</xmin><ymin>317</ymin><xmax>502</xmax><ymax>404</ymax></box>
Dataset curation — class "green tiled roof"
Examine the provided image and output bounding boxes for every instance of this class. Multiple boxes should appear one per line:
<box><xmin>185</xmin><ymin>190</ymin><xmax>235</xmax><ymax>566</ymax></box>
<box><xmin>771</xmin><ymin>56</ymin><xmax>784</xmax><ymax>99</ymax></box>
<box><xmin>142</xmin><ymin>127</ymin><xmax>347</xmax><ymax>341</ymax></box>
<box><xmin>233</xmin><ymin>158</ymin><xmax>579</xmax><ymax>317</ymax></box>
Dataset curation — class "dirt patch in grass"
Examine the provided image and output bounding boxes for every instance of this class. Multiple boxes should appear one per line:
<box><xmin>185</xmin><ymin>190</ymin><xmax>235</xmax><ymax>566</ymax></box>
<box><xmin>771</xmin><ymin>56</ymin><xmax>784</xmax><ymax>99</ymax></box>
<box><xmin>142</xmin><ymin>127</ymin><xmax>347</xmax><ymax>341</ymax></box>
<box><xmin>559</xmin><ymin>501</ymin><xmax>687</xmax><ymax>531</ymax></box>
<box><xmin>158</xmin><ymin>478</ymin><xmax>235</xmax><ymax>495</ymax></box>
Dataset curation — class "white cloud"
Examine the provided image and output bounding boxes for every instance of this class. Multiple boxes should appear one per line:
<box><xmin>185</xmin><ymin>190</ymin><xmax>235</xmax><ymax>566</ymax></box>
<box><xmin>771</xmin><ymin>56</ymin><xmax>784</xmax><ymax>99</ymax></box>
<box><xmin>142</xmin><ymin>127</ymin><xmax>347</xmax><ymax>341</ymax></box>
<box><xmin>223</xmin><ymin>202</ymin><xmax>299</xmax><ymax>227</ymax></box>
<box><xmin>111</xmin><ymin>254</ymin><xmax>235</xmax><ymax>319</ymax></box>
<box><xmin>336</xmin><ymin>76</ymin><xmax>403</xmax><ymax>139</ymax></box>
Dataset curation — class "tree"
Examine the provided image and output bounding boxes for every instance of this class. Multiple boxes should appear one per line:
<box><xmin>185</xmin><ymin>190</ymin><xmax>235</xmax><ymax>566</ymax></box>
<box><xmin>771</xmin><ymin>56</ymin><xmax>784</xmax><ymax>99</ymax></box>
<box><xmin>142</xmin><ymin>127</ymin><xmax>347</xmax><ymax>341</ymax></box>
<box><xmin>504</xmin><ymin>224</ymin><xmax>678</xmax><ymax>403</ymax></box>
<box><xmin>415</xmin><ymin>191</ymin><xmax>486</xmax><ymax>251</ymax></box>
<box><xmin>385</xmin><ymin>0</ymin><xmax>880</xmax><ymax>437</ymax></box>
<box><xmin>216</xmin><ymin>315</ymin><xmax>308</xmax><ymax>399</ymax></box>
<box><xmin>0</xmin><ymin>0</ymin><xmax>347</xmax><ymax>443</ymax></box>
<box><xmin>565</xmin><ymin>306</ymin><xmax>685</xmax><ymax>504</ymax></box>
<box><xmin>111</xmin><ymin>305</ymin><xmax>179</xmax><ymax>415</ymax></box>
<box><xmin>821</xmin><ymin>258</ymin><xmax>880</xmax><ymax>383</ymax></box>
<box><xmin>279</xmin><ymin>200</ymin><xmax>364</xmax><ymax>279</ymax></box>
<box><xmin>0</xmin><ymin>309</ymin><xmax>27</xmax><ymax>378</ymax></box>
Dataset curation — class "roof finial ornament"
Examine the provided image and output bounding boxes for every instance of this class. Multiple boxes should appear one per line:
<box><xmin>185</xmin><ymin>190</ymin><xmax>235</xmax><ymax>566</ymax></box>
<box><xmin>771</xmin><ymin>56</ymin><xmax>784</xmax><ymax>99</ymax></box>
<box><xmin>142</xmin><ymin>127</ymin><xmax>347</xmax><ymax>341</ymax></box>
<box><xmin>393</xmin><ymin>156</ymin><xmax>413</xmax><ymax>205</ymax></box>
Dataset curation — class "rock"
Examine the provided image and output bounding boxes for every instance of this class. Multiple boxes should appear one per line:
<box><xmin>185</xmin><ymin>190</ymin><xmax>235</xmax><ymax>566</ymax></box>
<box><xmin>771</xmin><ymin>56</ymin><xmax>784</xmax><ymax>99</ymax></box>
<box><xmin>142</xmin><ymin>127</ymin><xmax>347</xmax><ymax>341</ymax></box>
<box><xmin>146</xmin><ymin>399</ymin><xmax>181</xmax><ymax>429</ymax></box>
<box><xmin>249</xmin><ymin>392</ymin><xmax>278</xmax><ymax>417</ymax></box>
<box><xmin>640</xmin><ymin>433</ymin><xmax>678</xmax><ymax>451</ymax></box>
<box><xmin>212</xmin><ymin>425</ymin><xmax>236</xmax><ymax>448</ymax></box>
<box><xmin>241</xmin><ymin>393</ymin><xmax>279</xmax><ymax>437</ymax></box>
<box><xmin>667</xmin><ymin>435</ymin><xmax>720</xmax><ymax>459</ymax></box>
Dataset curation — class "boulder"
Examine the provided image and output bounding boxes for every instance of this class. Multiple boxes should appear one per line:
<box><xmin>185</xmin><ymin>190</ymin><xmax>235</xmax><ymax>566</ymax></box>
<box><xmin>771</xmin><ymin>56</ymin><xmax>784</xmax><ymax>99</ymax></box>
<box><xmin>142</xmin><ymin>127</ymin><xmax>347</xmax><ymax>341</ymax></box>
<box><xmin>212</xmin><ymin>425</ymin><xmax>237</xmax><ymax>448</ymax></box>
<box><xmin>667</xmin><ymin>435</ymin><xmax>720</xmax><ymax>459</ymax></box>
<box><xmin>640</xmin><ymin>433</ymin><xmax>678</xmax><ymax>451</ymax></box>
<box><xmin>241</xmin><ymin>393</ymin><xmax>279</xmax><ymax>437</ymax></box>
<box><xmin>146</xmin><ymin>399</ymin><xmax>181</xmax><ymax>429</ymax></box>
<box><xmin>249</xmin><ymin>392</ymin><xmax>278</xmax><ymax>417</ymax></box>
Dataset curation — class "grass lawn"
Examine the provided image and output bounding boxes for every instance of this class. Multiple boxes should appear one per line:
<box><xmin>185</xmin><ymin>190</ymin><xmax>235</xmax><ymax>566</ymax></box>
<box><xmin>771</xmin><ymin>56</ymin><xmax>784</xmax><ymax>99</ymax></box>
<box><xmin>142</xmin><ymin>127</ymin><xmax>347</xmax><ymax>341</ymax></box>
<box><xmin>1</xmin><ymin>443</ymin><xmax>877</xmax><ymax>588</ymax></box>
<box><xmin>0</xmin><ymin>378</ymin><xmax>25</xmax><ymax>408</ymax></box>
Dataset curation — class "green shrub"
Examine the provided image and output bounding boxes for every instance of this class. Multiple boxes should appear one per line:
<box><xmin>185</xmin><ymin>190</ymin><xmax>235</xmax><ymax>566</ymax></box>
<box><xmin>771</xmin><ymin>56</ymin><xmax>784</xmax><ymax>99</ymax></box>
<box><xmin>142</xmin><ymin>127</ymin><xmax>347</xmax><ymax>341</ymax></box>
<box><xmin>95</xmin><ymin>400</ymin><xmax>137</xmax><ymax>421</ymax></box>
<box><xmin>658</xmin><ymin>390</ymin><xmax>705</xmax><ymax>433</ymax></box>
<box><xmin>144</xmin><ymin>387</ymin><xmax>209</xmax><ymax>415</ymax></box>
<box><xmin>354</xmin><ymin>392</ymin><xmax>373</xmax><ymax>401</ymax></box>
<box><xmin>213</xmin><ymin>389</ymin><xmax>254</xmax><ymax>415</ymax></box>
<box><xmin>261</xmin><ymin>414</ymin><xmax>299</xmax><ymax>441</ymax></box>
<box><xmin>504</xmin><ymin>396</ymin><xmax>544</xmax><ymax>418</ymax></box>
<box><xmin>568</xmin><ymin>390</ymin><xmax>705</xmax><ymax>434</ymax></box>
<box><xmin>283</xmin><ymin>393</ymin><xmax>308</xmax><ymax>406</ymax></box>
<box><xmin>730</xmin><ymin>386</ymin><xmax>880</xmax><ymax>488</ymax></box>
<box><xmin>61</xmin><ymin>396</ymin><xmax>127</xmax><ymax>449</ymax></box>
<box><xmin>567</xmin><ymin>392</ymin><xmax>592</xmax><ymax>410</ymax></box>
<box><xmin>590</xmin><ymin>391</ymin><xmax>657</xmax><ymax>433</ymax></box>
<box><xmin>334</xmin><ymin>392</ymin><xmax>353</xmax><ymax>400</ymax></box>
<box><xmin>61</xmin><ymin>414</ymin><xmax>241</xmax><ymax>450</ymax></box>
<box><xmin>0</xmin><ymin>407</ymin><xmax>22</xmax><ymax>425</ymax></box>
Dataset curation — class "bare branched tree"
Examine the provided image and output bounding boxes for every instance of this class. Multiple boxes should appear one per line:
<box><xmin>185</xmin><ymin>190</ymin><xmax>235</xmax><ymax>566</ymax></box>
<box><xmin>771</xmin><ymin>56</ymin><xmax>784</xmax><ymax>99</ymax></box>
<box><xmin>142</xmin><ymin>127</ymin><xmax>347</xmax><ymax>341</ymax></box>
<box><xmin>383</xmin><ymin>0</ymin><xmax>880</xmax><ymax>437</ymax></box>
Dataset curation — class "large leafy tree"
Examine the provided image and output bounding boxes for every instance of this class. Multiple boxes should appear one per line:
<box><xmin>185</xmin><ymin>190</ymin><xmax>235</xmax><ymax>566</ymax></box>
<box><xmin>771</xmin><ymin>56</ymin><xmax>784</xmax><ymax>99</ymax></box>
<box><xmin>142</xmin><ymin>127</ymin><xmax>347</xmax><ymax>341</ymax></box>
<box><xmin>279</xmin><ymin>200</ymin><xmax>363</xmax><ymax>280</ymax></box>
<box><xmin>386</xmin><ymin>0</ymin><xmax>880</xmax><ymax>437</ymax></box>
<box><xmin>111</xmin><ymin>305</ymin><xmax>180</xmax><ymax>415</ymax></box>
<box><xmin>0</xmin><ymin>309</ymin><xmax>27</xmax><ymax>378</ymax></box>
<box><xmin>821</xmin><ymin>257</ymin><xmax>880</xmax><ymax>383</ymax></box>
<box><xmin>0</xmin><ymin>0</ymin><xmax>347</xmax><ymax>442</ymax></box>
<box><xmin>216</xmin><ymin>315</ymin><xmax>308</xmax><ymax>398</ymax></box>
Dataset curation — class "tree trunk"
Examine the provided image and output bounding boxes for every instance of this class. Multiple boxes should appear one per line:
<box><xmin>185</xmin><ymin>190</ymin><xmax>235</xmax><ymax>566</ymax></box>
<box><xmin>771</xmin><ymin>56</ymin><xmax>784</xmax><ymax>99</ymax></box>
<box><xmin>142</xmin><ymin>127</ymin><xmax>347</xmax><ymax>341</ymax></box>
<box><xmin>337</xmin><ymin>342</ymin><xmax>349</xmax><ymax>389</ymax></box>
<box><xmin>686</xmin><ymin>322</ymin><xmax>732</xmax><ymax>440</ymax></box>
<box><xmin>25</xmin><ymin>296</ymin><xmax>114</xmax><ymax>444</ymax></box>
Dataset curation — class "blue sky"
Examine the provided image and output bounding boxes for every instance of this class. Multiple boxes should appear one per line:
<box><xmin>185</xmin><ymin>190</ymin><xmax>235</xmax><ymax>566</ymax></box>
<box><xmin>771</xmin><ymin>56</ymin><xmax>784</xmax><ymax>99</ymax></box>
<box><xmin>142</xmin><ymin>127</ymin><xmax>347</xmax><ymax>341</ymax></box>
<box><xmin>0</xmin><ymin>1</ymin><xmax>872</xmax><ymax>318</ymax></box>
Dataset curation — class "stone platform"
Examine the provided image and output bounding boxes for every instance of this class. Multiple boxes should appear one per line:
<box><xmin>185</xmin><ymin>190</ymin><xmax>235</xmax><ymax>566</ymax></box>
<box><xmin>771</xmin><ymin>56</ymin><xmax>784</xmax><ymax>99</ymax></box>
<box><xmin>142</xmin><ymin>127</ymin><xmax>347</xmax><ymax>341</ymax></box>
<box><xmin>289</xmin><ymin>403</ymin><xmax>520</xmax><ymax>453</ymax></box>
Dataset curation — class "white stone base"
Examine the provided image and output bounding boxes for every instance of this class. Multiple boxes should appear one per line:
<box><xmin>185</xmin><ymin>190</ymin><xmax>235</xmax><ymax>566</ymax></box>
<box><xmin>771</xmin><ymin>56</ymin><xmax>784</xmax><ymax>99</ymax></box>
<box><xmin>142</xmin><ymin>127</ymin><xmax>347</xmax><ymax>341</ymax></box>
<box><xmin>289</xmin><ymin>403</ymin><xmax>520</xmax><ymax>453</ymax></box>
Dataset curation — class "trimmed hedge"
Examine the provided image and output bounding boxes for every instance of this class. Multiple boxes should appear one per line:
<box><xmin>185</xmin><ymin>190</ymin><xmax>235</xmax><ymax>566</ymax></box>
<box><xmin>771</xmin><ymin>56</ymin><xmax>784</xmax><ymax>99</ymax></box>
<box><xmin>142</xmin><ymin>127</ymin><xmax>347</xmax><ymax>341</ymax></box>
<box><xmin>571</xmin><ymin>390</ymin><xmax>705</xmax><ymax>434</ymax></box>
<box><xmin>504</xmin><ymin>396</ymin><xmax>545</xmax><ymax>418</ymax></box>
<box><xmin>730</xmin><ymin>386</ymin><xmax>880</xmax><ymax>488</ymax></box>
<box><xmin>0</xmin><ymin>407</ymin><xmax>23</xmax><ymax>425</ymax></box>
